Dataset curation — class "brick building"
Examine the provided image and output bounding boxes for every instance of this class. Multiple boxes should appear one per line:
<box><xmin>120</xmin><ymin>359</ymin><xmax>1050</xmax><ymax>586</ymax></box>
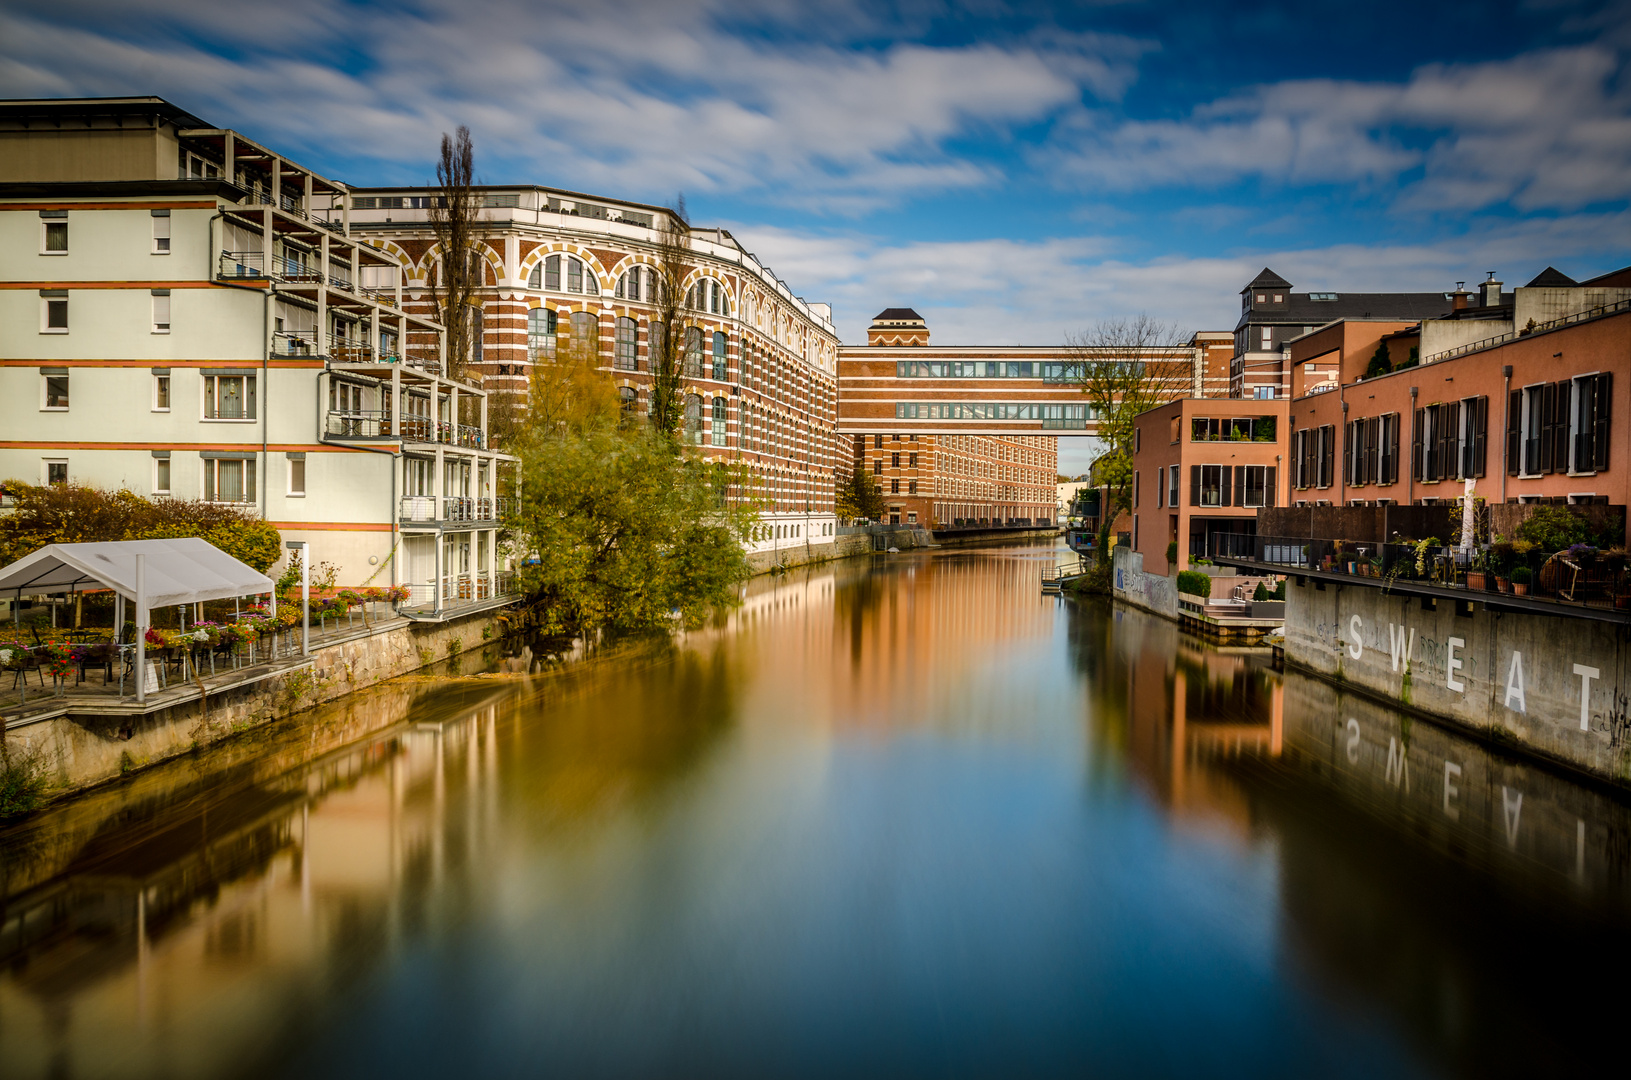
<box><xmin>347</xmin><ymin>187</ymin><xmax>843</xmax><ymax>552</ymax></box>
<box><xmin>844</xmin><ymin>309</ymin><xmax>1058</xmax><ymax>527</ymax></box>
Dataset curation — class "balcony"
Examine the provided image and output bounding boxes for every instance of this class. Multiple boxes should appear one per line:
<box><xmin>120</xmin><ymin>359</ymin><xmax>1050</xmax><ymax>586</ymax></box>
<box><xmin>399</xmin><ymin>496</ymin><xmax>514</xmax><ymax>524</ymax></box>
<box><xmin>325</xmin><ymin>411</ymin><xmax>486</xmax><ymax>449</ymax></box>
<box><xmin>1211</xmin><ymin>533</ymin><xmax>1631</xmax><ymax>622</ymax></box>
<box><xmin>398</xmin><ymin>571</ymin><xmax>520</xmax><ymax>619</ymax></box>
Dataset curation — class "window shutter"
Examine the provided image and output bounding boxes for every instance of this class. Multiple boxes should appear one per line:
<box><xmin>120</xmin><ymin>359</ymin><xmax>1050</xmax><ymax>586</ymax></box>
<box><xmin>1412</xmin><ymin>408</ymin><xmax>1424</xmax><ymax>481</ymax></box>
<box><xmin>1320</xmin><ymin>426</ymin><xmax>1335</xmax><ymax>488</ymax></box>
<box><xmin>1555</xmin><ymin>381</ymin><xmax>1573</xmax><ymax>473</ymax></box>
<box><xmin>1190</xmin><ymin>464</ymin><xmax>1201</xmax><ymax>507</ymax></box>
<box><xmin>1471</xmin><ymin>397</ymin><xmax>1487</xmax><ymax>477</ymax></box>
<box><xmin>1446</xmin><ymin>402</ymin><xmax>1461</xmax><ymax>480</ymax></box>
<box><xmin>1507</xmin><ymin>390</ymin><xmax>1521</xmax><ymax>475</ymax></box>
<box><xmin>1264</xmin><ymin>466</ymin><xmax>1276</xmax><ymax>507</ymax></box>
<box><xmin>1594</xmin><ymin>372</ymin><xmax>1612</xmax><ymax>473</ymax></box>
<box><xmin>1539</xmin><ymin>382</ymin><xmax>1558</xmax><ymax>473</ymax></box>
<box><xmin>1343</xmin><ymin>422</ymin><xmax>1355</xmax><ymax>486</ymax></box>
<box><xmin>1156</xmin><ymin>467</ymin><xmax>1164</xmax><ymax>508</ymax></box>
<box><xmin>1219</xmin><ymin>465</ymin><xmax>1231</xmax><ymax>507</ymax></box>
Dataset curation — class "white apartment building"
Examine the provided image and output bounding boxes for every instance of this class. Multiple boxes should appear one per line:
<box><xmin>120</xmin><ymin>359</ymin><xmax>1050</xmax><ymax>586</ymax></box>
<box><xmin>345</xmin><ymin>185</ymin><xmax>842</xmax><ymax>556</ymax></box>
<box><xmin>0</xmin><ymin>98</ymin><xmax>514</xmax><ymax>618</ymax></box>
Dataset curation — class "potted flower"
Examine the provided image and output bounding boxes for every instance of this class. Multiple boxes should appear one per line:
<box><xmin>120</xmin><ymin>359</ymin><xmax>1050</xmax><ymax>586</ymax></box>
<box><xmin>1467</xmin><ymin>547</ymin><xmax>1489</xmax><ymax>592</ymax></box>
<box><xmin>1510</xmin><ymin>565</ymin><xmax>1533</xmax><ymax>596</ymax></box>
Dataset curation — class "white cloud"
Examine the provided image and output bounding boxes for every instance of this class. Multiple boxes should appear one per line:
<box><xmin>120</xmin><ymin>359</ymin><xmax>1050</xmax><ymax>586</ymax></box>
<box><xmin>0</xmin><ymin>0</ymin><xmax>1142</xmax><ymax>212</ymax></box>
<box><xmin>1046</xmin><ymin>46</ymin><xmax>1631</xmax><ymax>212</ymax></box>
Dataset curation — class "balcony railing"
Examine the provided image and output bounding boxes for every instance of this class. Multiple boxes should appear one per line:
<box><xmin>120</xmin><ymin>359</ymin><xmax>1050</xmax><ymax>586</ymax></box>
<box><xmin>400</xmin><ymin>571</ymin><xmax>520</xmax><ymax>611</ymax></box>
<box><xmin>329</xmin><ymin>338</ymin><xmax>373</xmax><ymax>364</ymax></box>
<box><xmin>273</xmin><ymin>329</ymin><xmax>320</xmax><ymax>356</ymax></box>
<box><xmin>326</xmin><ymin>412</ymin><xmax>486</xmax><ymax>450</ymax></box>
<box><xmin>1212</xmin><ymin>533</ymin><xmax>1631</xmax><ymax>615</ymax></box>
<box><xmin>219</xmin><ymin>250</ymin><xmax>268</xmax><ymax>279</ymax></box>
<box><xmin>399</xmin><ymin>496</ymin><xmax>515</xmax><ymax>524</ymax></box>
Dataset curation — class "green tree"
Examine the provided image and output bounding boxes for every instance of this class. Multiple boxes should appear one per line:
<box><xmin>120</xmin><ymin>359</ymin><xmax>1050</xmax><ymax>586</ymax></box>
<box><xmin>835</xmin><ymin>467</ymin><xmax>885</xmax><ymax>521</ymax></box>
<box><xmin>1363</xmin><ymin>340</ymin><xmax>1391</xmax><ymax>379</ymax></box>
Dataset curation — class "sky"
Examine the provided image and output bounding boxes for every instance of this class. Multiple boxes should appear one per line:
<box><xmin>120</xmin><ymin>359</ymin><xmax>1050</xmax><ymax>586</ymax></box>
<box><xmin>4</xmin><ymin>0</ymin><xmax>1629</xmax><ymax>468</ymax></box>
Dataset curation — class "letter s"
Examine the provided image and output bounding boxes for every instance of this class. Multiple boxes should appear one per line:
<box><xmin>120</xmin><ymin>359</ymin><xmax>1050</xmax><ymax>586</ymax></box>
<box><xmin>1347</xmin><ymin>614</ymin><xmax>1364</xmax><ymax>660</ymax></box>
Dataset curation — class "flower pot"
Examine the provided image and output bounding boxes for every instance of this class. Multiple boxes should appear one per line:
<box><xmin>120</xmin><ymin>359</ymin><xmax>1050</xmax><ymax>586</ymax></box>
<box><xmin>1513</xmin><ymin>583</ymin><xmax>1530</xmax><ymax>596</ymax></box>
<box><xmin>1467</xmin><ymin>571</ymin><xmax>1487</xmax><ymax>591</ymax></box>
<box><xmin>1345</xmin><ymin>561</ymin><xmax>1357</xmax><ymax>574</ymax></box>
<box><xmin>1496</xmin><ymin>576</ymin><xmax>1511</xmax><ymax>593</ymax></box>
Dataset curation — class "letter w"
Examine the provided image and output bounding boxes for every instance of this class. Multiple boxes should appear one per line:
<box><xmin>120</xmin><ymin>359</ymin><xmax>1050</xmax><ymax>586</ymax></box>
<box><xmin>1389</xmin><ymin>624</ymin><xmax>1414</xmax><ymax>672</ymax></box>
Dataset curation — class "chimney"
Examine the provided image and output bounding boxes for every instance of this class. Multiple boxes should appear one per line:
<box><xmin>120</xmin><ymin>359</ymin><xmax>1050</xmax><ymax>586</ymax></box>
<box><xmin>1480</xmin><ymin>271</ymin><xmax>1503</xmax><ymax>308</ymax></box>
<box><xmin>1451</xmin><ymin>281</ymin><xmax>1471</xmax><ymax>312</ymax></box>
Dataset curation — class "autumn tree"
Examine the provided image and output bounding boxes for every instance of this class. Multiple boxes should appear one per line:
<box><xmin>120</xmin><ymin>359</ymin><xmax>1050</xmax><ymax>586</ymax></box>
<box><xmin>835</xmin><ymin>466</ymin><xmax>885</xmax><ymax>522</ymax></box>
<box><xmin>427</xmin><ymin>126</ymin><xmax>485</xmax><ymax>382</ymax></box>
<box><xmin>1065</xmin><ymin>315</ymin><xmax>1192</xmax><ymax>565</ymax></box>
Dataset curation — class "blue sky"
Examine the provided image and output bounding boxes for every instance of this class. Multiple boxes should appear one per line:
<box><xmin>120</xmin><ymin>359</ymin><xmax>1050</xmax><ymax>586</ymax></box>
<box><xmin>4</xmin><ymin>0</ymin><xmax>1628</xmax><ymax>346</ymax></box>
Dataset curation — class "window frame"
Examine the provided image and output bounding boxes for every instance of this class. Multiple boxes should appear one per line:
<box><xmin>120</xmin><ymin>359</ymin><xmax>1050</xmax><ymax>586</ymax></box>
<box><xmin>151</xmin><ymin>289</ymin><xmax>171</xmax><ymax>334</ymax></box>
<box><xmin>151</xmin><ymin>209</ymin><xmax>171</xmax><ymax>254</ymax></box>
<box><xmin>43</xmin><ymin>459</ymin><xmax>68</xmax><ymax>486</ymax></box>
<box><xmin>153</xmin><ymin>455</ymin><xmax>171</xmax><ymax>496</ymax></box>
<box><xmin>40</xmin><ymin>292</ymin><xmax>68</xmax><ymax>334</ymax></box>
<box><xmin>152</xmin><ymin>372</ymin><xmax>171</xmax><ymax>412</ymax></box>
<box><xmin>39</xmin><ymin>212</ymin><xmax>67</xmax><ymax>255</ymax></box>
<box><xmin>202</xmin><ymin>372</ymin><xmax>258</xmax><ymax>422</ymax></box>
<box><xmin>204</xmin><ymin>456</ymin><xmax>256</xmax><ymax>504</ymax></box>
<box><xmin>287</xmin><ymin>455</ymin><xmax>307</xmax><ymax>497</ymax></box>
<box><xmin>41</xmin><ymin>372</ymin><xmax>70</xmax><ymax>411</ymax></box>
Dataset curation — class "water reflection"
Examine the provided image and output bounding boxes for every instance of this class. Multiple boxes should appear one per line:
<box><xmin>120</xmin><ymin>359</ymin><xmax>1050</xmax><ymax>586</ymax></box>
<box><xmin>0</xmin><ymin>542</ymin><xmax>1626</xmax><ymax>1077</ymax></box>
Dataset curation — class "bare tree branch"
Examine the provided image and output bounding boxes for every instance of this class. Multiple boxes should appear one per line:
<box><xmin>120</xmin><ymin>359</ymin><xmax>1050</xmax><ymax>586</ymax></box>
<box><xmin>427</xmin><ymin>126</ymin><xmax>483</xmax><ymax>382</ymax></box>
<box><xmin>647</xmin><ymin>196</ymin><xmax>692</xmax><ymax>447</ymax></box>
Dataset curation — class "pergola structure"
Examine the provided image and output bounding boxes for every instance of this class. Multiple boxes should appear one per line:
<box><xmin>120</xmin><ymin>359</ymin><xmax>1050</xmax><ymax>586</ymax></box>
<box><xmin>0</xmin><ymin>538</ymin><xmax>274</xmax><ymax>703</ymax></box>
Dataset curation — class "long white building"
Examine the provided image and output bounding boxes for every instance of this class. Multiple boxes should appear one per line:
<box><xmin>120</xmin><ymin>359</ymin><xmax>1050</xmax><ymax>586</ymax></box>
<box><xmin>0</xmin><ymin>97</ymin><xmax>514</xmax><ymax>618</ymax></box>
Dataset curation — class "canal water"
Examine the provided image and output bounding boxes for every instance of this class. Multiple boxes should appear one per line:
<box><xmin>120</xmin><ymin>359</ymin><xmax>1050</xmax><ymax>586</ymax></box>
<box><xmin>2</xmin><ymin>541</ymin><xmax>1628</xmax><ymax>1078</ymax></box>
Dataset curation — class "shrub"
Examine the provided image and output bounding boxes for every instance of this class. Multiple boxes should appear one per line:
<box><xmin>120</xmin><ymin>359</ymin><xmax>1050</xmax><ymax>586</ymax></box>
<box><xmin>1253</xmin><ymin>581</ymin><xmax>1270</xmax><ymax>601</ymax></box>
<box><xmin>1510</xmin><ymin>565</ymin><xmax>1533</xmax><ymax>585</ymax></box>
<box><xmin>1166</xmin><ymin>541</ymin><xmax>1178</xmax><ymax>566</ymax></box>
<box><xmin>1517</xmin><ymin>506</ymin><xmax>1595</xmax><ymax>553</ymax></box>
<box><xmin>1176</xmin><ymin>570</ymin><xmax>1212</xmax><ymax>598</ymax></box>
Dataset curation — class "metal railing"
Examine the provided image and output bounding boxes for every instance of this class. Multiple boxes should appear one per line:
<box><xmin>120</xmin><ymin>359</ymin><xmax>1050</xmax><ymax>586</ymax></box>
<box><xmin>325</xmin><ymin>412</ymin><xmax>486</xmax><ymax>449</ymax></box>
<box><xmin>273</xmin><ymin>329</ymin><xmax>320</xmax><ymax>356</ymax></box>
<box><xmin>399</xmin><ymin>496</ymin><xmax>514</xmax><ymax>523</ymax></box>
<box><xmin>328</xmin><ymin>337</ymin><xmax>373</xmax><ymax>364</ymax></box>
<box><xmin>1424</xmin><ymin>297</ymin><xmax>1631</xmax><ymax>364</ymax></box>
<box><xmin>400</xmin><ymin>571</ymin><xmax>520</xmax><ymax>611</ymax></box>
<box><xmin>219</xmin><ymin>250</ymin><xmax>268</xmax><ymax>279</ymax></box>
<box><xmin>1212</xmin><ymin>533</ymin><xmax>1630</xmax><ymax>613</ymax></box>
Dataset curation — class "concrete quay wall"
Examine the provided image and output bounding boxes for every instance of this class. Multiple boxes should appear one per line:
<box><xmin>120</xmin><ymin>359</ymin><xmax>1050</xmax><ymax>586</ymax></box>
<box><xmin>1285</xmin><ymin>578</ymin><xmax>1631</xmax><ymax>786</ymax></box>
<box><xmin>6</xmin><ymin>609</ymin><xmax>510</xmax><ymax>799</ymax></box>
<box><xmin>747</xmin><ymin>534</ymin><xmax>872</xmax><ymax>574</ymax></box>
<box><xmin>1112</xmin><ymin>547</ymin><xmax>1180</xmax><ymax>620</ymax></box>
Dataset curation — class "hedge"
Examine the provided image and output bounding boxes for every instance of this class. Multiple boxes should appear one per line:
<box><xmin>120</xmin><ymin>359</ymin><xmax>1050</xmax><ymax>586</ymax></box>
<box><xmin>1176</xmin><ymin>570</ymin><xmax>1212</xmax><ymax>598</ymax></box>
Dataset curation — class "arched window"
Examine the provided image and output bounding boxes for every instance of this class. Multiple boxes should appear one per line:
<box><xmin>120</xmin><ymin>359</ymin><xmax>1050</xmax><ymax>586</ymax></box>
<box><xmin>684</xmin><ymin>327</ymin><xmax>704</xmax><ymax>379</ymax></box>
<box><xmin>528</xmin><ymin>308</ymin><xmax>556</xmax><ymax>361</ymax></box>
<box><xmin>540</xmin><ymin>254</ymin><xmax>599</xmax><ymax>295</ymax></box>
<box><xmin>687</xmin><ymin>278</ymin><xmax>730</xmax><ymax>316</ymax></box>
<box><xmin>615</xmin><ymin>317</ymin><xmax>637</xmax><ymax>371</ymax></box>
<box><xmin>570</xmin><ymin>311</ymin><xmax>598</xmax><ymax>358</ymax></box>
<box><xmin>711</xmin><ymin>397</ymin><xmax>727</xmax><ymax>447</ymax></box>
<box><xmin>619</xmin><ymin>385</ymin><xmax>637</xmax><ymax>418</ymax></box>
<box><xmin>712</xmin><ymin>332</ymin><xmax>727</xmax><ymax>381</ymax></box>
<box><xmin>616</xmin><ymin>267</ymin><xmax>645</xmax><ymax>300</ymax></box>
<box><xmin>684</xmin><ymin>394</ymin><xmax>703</xmax><ymax>445</ymax></box>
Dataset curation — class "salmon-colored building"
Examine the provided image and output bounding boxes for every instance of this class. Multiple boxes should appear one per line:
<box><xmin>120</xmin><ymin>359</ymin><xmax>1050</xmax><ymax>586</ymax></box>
<box><xmin>1130</xmin><ymin>397</ymin><xmax>1290</xmax><ymax>574</ymax></box>
<box><xmin>1287</xmin><ymin>267</ymin><xmax>1631</xmax><ymax>509</ymax></box>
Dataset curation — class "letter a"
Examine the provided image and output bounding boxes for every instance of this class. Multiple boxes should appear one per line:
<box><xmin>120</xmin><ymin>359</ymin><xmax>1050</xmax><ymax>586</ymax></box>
<box><xmin>1505</xmin><ymin>651</ymin><xmax>1526</xmax><ymax>713</ymax></box>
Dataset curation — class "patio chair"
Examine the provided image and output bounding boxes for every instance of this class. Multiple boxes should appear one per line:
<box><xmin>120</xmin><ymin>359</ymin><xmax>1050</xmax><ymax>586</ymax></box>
<box><xmin>77</xmin><ymin>643</ymin><xmax>117</xmax><ymax>686</ymax></box>
<box><xmin>9</xmin><ymin>648</ymin><xmax>46</xmax><ymax>690</ymax></box>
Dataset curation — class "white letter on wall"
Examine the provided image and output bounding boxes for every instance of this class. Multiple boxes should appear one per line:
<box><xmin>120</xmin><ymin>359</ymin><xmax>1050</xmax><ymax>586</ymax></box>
<box><xmin>1446</xmin><ymin>637</ymin><xmax>1466</xmax><ymax>693</ymax></box>
<box><xmin>1574</xmin><ymin>664</ymin><xmax>1600</xmax><ymax>732</ymax></box>
<box><xmin>1443</xmin><ymin>761</ymin><xmax>1462</xmax><ymax>821</ymax></box>
<box><xmin>1505</xmin><ymin>651</ymin><xmax>1526</xmax><ymax>713</ymax></box>
<box><xmin>1347</xmin><ymin>614</ymin><xmax>1363</xmax><ymax>660</ymax></box>
<box><xmin>1345</xmin><ymin>718</ymin><xmax>1360</xmax><ymax>763</ymax></box>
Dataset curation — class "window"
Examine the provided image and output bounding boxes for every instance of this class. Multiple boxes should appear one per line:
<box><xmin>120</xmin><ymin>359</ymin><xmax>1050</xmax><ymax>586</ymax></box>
<box><xmin>685</xmin><ymin>327</ymin><xmax>704</xmax><ymax>378</ymax></box>
<box><xmin>569</xmin><ymin>311</ymin><xmax>597</xmax><ymax>356</ymax></box>
<box><xmin>567</xmin><ymin>257</ymin><xmax>583</xmax><ymax>292</ymax></box>
<box><xmin>1191</xmin><ymin>465</ymin><xmax>1229</xmax><ymax>507</ymax></box>
<box><xmin>470</xmin><ymin>307</ymin><xmax>484</xmax><ymax>366</ymax></box>
<box><xmin>44</xmin><ymin>460</ymin><xmax>68</xmax><ymax>486</ymax></box>
<box><xmin>204</xmin><ymin>373</ymin><xmax>256</xmax><ymax>420</ymax></box>
<box><xmin>41</xmin><ymin>372</ymin><xmax>69</xmax><ymax>410</ymax></box>
<box><xmin>1133</xmin><ymin>470</ymin><xmax>1140</xmax><ymax>508</ymax></box>
<box><xmin>1259</xmin><ymin>327</ymin><xmax>1273</xmax><ymax>349</ymax></box>
<box><xmin>908</xmin><ymin>480</ymin><xmax>917</xmax><ymax>494</ymax></box>
<box><xmin>873</xmin><ymin>460</ymin><xmax>883</xmax><ymax>475</ymax></box>
<box><xmin>712</xmin><ymin>332</ymin><xmax>727</xmax><ymax>381</ymax></box>
<box><xmin>1168</xmin><ymin>466</ymin><xmax>1179</xmax><ymax>506</ymax></box>
<box><xmin>891</xmin><ymin>478</ymin><xmax>900</xmax><ymax>494</ymax></box>
<box><xmin>711</xmin><ymin>397</ymin><xmax>727</xmax><ymax>446</ymax></box>
<box><xmin>619</xmin><ymin>385</ymin><xmax>637</xmax><ymax>417</ymax></box>
<box><xmin>153</xmin><ymin>373</ymin><xmax>170</xmax><ymax>411</ymax></box>
<box><xmin>204</xmin><ymin>457</ymin><xmax>256</xmax><ymax>503</ymax></box>
<box><xmin>1317</xmin><ymin>425</ymin><xmax>1335</xmax><ymax>487</ymax></box>
<box><xmin>1134</xmin><ymin>428</ymin><xmax>1141</xmax><ymax>452</ymax></box>
<box><xmin>288</xmin><ymin>455</ymin><xmax>306</xmax><ymax>497</ymax></box>
<box><xmin>40</xmin><ymin>210</ymin><xmax>66</xmax><ymax>254</ymax></box>
<box><xmin>909</xmin><ymin>453</ymin><xmax>917</xmax><ymax>467</ymax></box>
<box><xmin>152</xmin><ymin>290</ymin><xmax>171</xmax><ymax>333</ymax></box>
<box><xmin>529</xmin><ymin>308</ymin><xmax>557</xmax><ymax>360</ymax></box>
<box><xmin>40</xmin><ymin>291</ymin><xmax>67</xmax><ymax>333</ymax></box>
<box><xmin>891</xmin><ymin>452</ymin><xmax>900</xmax><ymax>468</ymax></box>
<box><xmin>1241</xmin><ymin>465</ymin><xmax>1270</xmax><ymax>508</ymax></box>
<box><xmin>153</xmin><ymin>455</ymin><xmax>171</xmax><ymax>496</ymax></box>
<box><xmin>616</xmin><ymin>267</ymin><xmax>645</xmax><ymax>300</ymax></box>
<box><xmin>874</xmin><ymin>435</ymin><xmax>883</xmax><ymax>449</ymax></box>
<box><xmin>684</xmin><ymin>393</ymin><xmax>703</xmax><ymax>445</ymax></box>
<box><xmin>1254</xmin><ymin>385</ymin><xmax>1275</xmax><ymax>400</ymax></box>
<box><xmin>151</xmin><ymin>209</ymin><xmax>170</xmax><ymax>254</ymax></box>
<box><xmin>544</xmin><ymin>254</ymin><xmax>561</xmax><ymax>290</ymax></box>
<box><xmin>615</xmin><ymin>317</ymin><xmax>637</xmax><ymax>370</ymax></box>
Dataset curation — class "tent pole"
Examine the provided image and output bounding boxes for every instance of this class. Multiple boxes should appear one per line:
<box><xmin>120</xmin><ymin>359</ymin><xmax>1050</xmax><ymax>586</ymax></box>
<box><xmin>135</xmin><ymin>554</ymin><xmax>147</xmax><ymax>705</ymax></box>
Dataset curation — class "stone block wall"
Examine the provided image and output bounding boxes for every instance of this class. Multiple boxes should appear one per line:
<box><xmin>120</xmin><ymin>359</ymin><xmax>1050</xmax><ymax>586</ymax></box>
<box><xmin>1285</xmin><ymin>578</ymin><xmax>1631</xmax><ymax>785</ymax></box>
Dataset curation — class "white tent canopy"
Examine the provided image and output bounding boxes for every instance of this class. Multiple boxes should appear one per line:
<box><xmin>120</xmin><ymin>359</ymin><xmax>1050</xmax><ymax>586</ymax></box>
<box><xmin>0</xmin><ymin>538</ymin><xmax>273</xmax><ymax>608</ymax></box>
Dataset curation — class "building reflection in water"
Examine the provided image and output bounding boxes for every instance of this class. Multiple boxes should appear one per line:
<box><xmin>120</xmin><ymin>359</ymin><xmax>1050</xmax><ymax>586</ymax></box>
<box><xmin>1083</xmin><ymin>598</ymin><xmax>1631</xmax><ymax>1076</ymax></box>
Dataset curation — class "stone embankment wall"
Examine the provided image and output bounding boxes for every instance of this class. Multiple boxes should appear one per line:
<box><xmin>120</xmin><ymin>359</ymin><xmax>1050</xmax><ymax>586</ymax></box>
<box><xmin>7</xmin><ymin>609</ymin><xmax>508</xmax><ymax>798</ymax></box>
<box><xmin>1112</xmin><ymin>547</ymin><xmax>1179</xmax><ymax>620</ymax></box>
<box><xmin>746</xmin><ymin>534</ymin><xmax>871</xmax><ymax>574</ymax></box>
<box><xmin>1285</xmin><ymin>579</ymin><xmax>1631</xmax><ymax>786</ymax></box>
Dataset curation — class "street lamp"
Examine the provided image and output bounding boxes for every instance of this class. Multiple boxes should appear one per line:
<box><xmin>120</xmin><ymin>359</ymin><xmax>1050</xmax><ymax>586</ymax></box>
<box><xmin>285</xmin><ymin>540</ymin><xmax>309</xmax><ymax>656</ymax></box>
